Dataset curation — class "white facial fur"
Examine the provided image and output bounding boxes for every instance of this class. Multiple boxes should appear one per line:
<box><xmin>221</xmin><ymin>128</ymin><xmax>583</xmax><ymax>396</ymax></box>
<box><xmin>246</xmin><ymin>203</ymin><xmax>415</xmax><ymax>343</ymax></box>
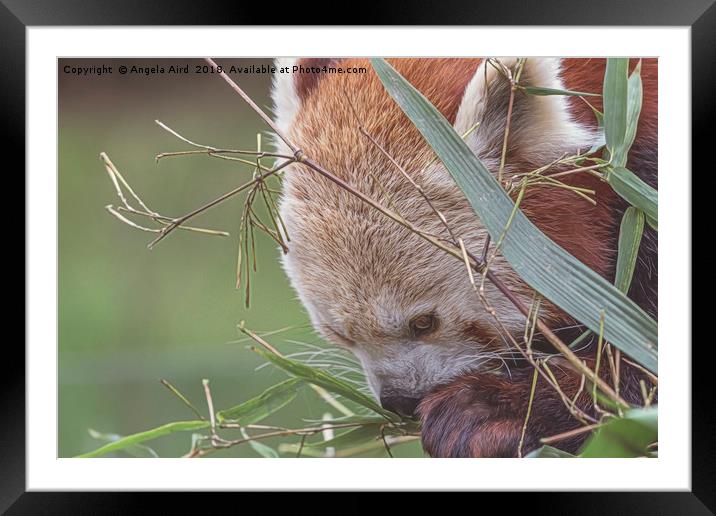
<box><xmin>272</xmin><ymin>58</ymin><xmax>596</xmax><ymax>401</ymax></box>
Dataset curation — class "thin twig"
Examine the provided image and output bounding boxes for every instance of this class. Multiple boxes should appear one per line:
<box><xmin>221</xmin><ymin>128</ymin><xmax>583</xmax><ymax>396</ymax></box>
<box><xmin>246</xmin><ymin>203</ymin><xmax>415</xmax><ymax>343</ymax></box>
<box><xmin>296</xmin><ymin>434</ymin><xmax>307</xmax><ymax>458</ymax></box>
<box><xmin>380</xmin><ymin>425</ymin><xmax>394</xmax><ymax>458</ymax></box>
<box><xmin>517</xmin><ymin>366</ymin><xmax>539</xmax><ymax>457</ymax></box>
<box><xmin>101</xmin><ymin>152</ymin><xmax>229</xmax><ymax>238</ymax></box>
<box><xmin>497</xmin><ymin>58</ymin><xmax>526</xmax><ymax>185</ymax></box>
<box><xmin>202</xmin><ymin>379</ymin><xmax>224</xmax><ymax>447</ymax></box>
<box><xmin>540</xmin><ymin>422</ymin><xmax>602</xmax><ymax>445</ymax></box>
<box><xmin>160</xmin><ymin>378</ymin><xmax>205</xmax><ymax>421</ymax></box>
<box><xmin>204</xmin><ymin>57</ymin><xmax>301</xmax><ymax>156</ymax></box>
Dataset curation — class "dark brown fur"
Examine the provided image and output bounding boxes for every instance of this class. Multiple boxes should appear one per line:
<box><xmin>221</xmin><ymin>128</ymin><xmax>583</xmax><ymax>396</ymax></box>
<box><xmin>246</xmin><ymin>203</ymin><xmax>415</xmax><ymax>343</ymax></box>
<box><xmin>419</xmin><ymin>356</ymin><xmax>655</xmax><ymax>457</ymax></box>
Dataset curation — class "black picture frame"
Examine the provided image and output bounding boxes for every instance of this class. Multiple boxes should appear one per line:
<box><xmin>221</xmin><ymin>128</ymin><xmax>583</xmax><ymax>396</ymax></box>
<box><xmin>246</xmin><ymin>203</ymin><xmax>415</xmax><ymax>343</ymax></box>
<box><xmin>6</xmin><ymin>0</ymin><xmax>709</xmax><ymax>511</ymax></box>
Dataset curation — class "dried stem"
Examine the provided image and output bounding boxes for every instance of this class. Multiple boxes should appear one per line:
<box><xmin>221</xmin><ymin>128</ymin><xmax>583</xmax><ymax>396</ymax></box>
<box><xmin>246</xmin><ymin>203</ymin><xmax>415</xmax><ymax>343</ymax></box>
<box><xmin>517</xmin><ymin>367</ymin><xmax>539</xmax><ymax>457</ymax></box>
<box><xmin>160</xmin><ymin>378</ymin><xmax>205</xmax><ymax>421</ymax></box>
<box><xmin>204</xmin><ymin>57</ymin><xmax>301</xmax><ymax>156</ymax></box>
<box><xmin>540</xmin><ymin>422</ymin><xmax>602</xmax><ymax>445</ymax></box>
<box><xmin>101</xmin><ymin>152</ymin><xmax>229</xmax><ymax>238</ymax></box>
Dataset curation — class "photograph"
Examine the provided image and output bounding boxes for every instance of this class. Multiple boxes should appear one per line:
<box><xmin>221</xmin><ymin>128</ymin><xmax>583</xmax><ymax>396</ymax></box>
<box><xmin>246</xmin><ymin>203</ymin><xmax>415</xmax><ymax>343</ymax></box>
<box><xmin>59</xmin><ymin>56</ymin><xmax>659</xmax><ymax>460</ymax></box>
<box><xmin>6</xmin><ymin>6</ymin><xmax>707</xmax><ymax>505</ymax></box>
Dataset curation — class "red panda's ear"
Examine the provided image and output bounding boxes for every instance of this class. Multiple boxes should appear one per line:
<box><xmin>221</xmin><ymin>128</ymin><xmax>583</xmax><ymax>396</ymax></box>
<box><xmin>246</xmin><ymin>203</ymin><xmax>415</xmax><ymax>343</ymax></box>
<box><xmin>271</xmin><ymin>58</ymin><xmax>343</xmax><ymax>136</ymax></box>
<box><xmin>453</xmin><ymin>58</ymin><xmax>595</xmax><ymax>170</ymax></box>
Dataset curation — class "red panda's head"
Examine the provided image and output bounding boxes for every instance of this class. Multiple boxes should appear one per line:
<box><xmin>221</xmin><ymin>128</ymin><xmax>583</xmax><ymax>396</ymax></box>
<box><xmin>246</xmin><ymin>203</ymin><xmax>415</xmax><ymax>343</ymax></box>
<box><xmin>271</xmin><ymin>58</ymin><xmax>603</xmax><ymax>416</ymax></box>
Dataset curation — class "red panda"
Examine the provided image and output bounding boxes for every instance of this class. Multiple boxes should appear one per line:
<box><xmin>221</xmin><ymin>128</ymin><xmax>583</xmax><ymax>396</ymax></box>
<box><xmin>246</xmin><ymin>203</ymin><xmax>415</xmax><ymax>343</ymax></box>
<box><xmin>271</xmin><ymin>57</ymin><xmax>657</xmax><ymax>457</ymax></box>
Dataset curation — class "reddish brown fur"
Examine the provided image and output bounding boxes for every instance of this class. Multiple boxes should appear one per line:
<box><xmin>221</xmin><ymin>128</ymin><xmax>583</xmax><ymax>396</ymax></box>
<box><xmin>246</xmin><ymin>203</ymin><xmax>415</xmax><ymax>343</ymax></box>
<box><xmin>419</xmin><ymin>356</ymin><xmax>655</xmax><ymax>457</ymax></box>
<box><xmin>281</xmin><ymin>58</ymin><xmax>658</xmax><ymax>457</ymax></box>
<box><xmin>286</xmin><ymin>58</ymin><xmax>633</xmax><ymax>321</ymax></box>
<box><xmin>292</xmin><ymin>58</ymin><xmax>656</xmax><ymax>311</ymax></box>
<box><xmin>287</xmin><ymin>58</ymin><xmax>480</xmax><ymax>196</ymax></box>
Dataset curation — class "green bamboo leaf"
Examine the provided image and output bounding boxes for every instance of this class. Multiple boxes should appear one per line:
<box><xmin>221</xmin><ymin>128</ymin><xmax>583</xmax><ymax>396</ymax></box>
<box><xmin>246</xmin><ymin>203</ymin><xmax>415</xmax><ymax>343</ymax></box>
<box><xmin>371</xmin><ymin>58</ymin><xmax>657</xmax><ymax>373</ymax></box>
<box><xmin>248</xmin><ymin>440</ymin><xmax>280</xmax><ymax>457</ymax></box>
<box><xmin>239</xmin><ymin>428</ymin><xmax>280</xmax><ymax>458</ymax></box>
<box><xmin>87</xmin><ymin>428</ymin><xmax>159</xmax><ymax>458</ymax></box>
<box><xmin>603</xmin><ymin>58</ymin><xmax>629</xmax><ymax>161</ymax></box>
<box><xmin>578</xmin><ymin>99</ymin><xmax>605</xmax><ymax>157</ymax></box>
<box><xmin>217</xmin><ymin>378</ymin><xmax>304</xmax><ymax>424</ymax></box>
<box><xmin>526</xmin><ymin>407</ymin><xmax>657</xmax><ymax>458</ymax></box>
<box><xmin>77</xmin><ymin>420</ymin><xmax>209</xmax><ymax>458</ymax></box>
<box><xmin>525</xmin><ymin>445</ymin><xmax>576</xmax><ymax>458</ymax></box>
<box><xmin>609</xmin><ymin>60</ymin><xmax>643</xmax><ymax>167</ymax></box>
<box><xmin>251</xmin><ymin>346</ymin><xmax>396</xmax><ymax>419</ymax></box>
<box><xmin>620</xmin><ymin>60</ymin><xmax>643</xmax><ymax>165</ymax></box>
<box><xmin>579</xmin><ymin>407</ymin><xmax>657</xmax><ymax>458</ymax></box>
<box><xmin>615</xmin><ymin>207</ymin><xmax>645</xmax><ymax>293</ymax></box>
<box><xmin>601</xmin><ymin>60</ymin><xmax>656</xmax><ymax>228</ymax></box>
<box><xmin>522</xmin><ymin>86</ymin><xmax>600</xmax><ymax>97</ymax></box>
<box><xmin>607</xmin><ymin>166</ymin><xmax>658</xmax><ymax>225</ymax></box>
<box><xmin>573</xmin><ymin>205</ymin><xmax>644</xmax><ymax>348</ymax></box>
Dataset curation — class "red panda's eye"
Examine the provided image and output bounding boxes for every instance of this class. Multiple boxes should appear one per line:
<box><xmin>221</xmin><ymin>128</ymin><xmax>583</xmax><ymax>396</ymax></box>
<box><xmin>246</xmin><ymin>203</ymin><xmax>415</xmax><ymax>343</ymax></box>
<box><xmin>409</xmin><ymin>313</ymin><xmax>439</xmax><ymax>338</ymax></box>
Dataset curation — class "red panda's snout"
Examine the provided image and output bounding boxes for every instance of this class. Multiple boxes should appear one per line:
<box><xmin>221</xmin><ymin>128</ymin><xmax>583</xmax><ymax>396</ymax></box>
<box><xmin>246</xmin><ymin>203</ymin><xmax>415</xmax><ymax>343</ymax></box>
<box><xmin>379</xmin><ymin>395</ymin><xmax>422</xmax><ymax>418</ymax></box>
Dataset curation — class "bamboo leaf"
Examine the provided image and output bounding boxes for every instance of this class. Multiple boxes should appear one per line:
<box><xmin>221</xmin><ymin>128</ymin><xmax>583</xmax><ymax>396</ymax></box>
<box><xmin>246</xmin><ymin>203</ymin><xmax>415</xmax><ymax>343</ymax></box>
<box><xmin>620</xmin><ymin>60</ymin><xmax>643</xmax><ymax>166</ymax></box>
<box><xmin>371</xmin><ymin>58</ymin><xmax>657</xmax><ymax>373</ymax></box>
<box><xmin>601</xmin><ymin>60</ymin><xmax>657</xmax><ymax>228</ymax></box>
<box><xmin>217</xmin><ymin>378</ymin><xmax>304</xmax><ymax>424</ymax></box>
<box><xmin>583</xmin><ymin>102</ymin><xmax>606</xmax><ymax>155</ymax></box>
<box><xmin>248</xmin><ymin>440</ymin><xmax>280</xmax><ymax>458</ymax></box>
<box><xmin>77</xmin><ymin>420</ymin><xmax>209</xmax><ymax>458</ymax></box>
<box><xmin>522</xmin><ymin>86</ymin><xmax>600</xmax><ymax>97</ymax></box>
<box><xmin>607</xmin><ymin>166</ymin><xmax>658</xmax><ymax>225</ymax></box>
<box><xmin>608</xmin><ymin>60</ymin><xmax>643</xmax><ymax>167</ymax></box>
<box><xmin>87</xmin><ymin>428</ymin><xmax>159</xmax><ymax>458</ymax></box>
<box><xmin>579</xmin><ymin>407</ymin><xmax>657</xmax><ymax>458</ymax></box>
<box><xmin>239</xmin><ymin>428</ymin><xmax>280</xmax><ymax>458</ymax></box>
<box><xmin>603</xmin><ymin>58</ymin><xmax>629</xmax><ymax>162</ymax></box>
<box><xmin>615</xmin><ymin>207</ymin><xmax>645</xmax><ymax>293</ymax></box>
<box><xmin>582</xmin><ymin>99</ymin><xmax>607</xmax><ymax>156</ymax></box>
<box><xmin>251</xmin><ymin>346</ymin><xmax>396</xmax><ymax>419</ymax></box>
<box><xmin>526</xmin><ymin>407</ymin><xmax>657</xmax><ymax>458</ymax></box>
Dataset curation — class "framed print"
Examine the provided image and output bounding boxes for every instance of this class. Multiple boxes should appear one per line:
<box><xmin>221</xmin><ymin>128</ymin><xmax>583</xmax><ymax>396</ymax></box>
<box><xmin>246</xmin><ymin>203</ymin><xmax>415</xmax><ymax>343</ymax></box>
<box><xmin>5</xmin><ymin>0</ymin><xmax>711</xmax><ymax>510</ymax></box>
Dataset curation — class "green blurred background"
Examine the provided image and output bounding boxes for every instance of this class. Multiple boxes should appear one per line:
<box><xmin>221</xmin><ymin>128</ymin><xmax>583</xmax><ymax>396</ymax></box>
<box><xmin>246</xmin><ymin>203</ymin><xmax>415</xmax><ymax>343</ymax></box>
<box><xmin>59</xmin><ymin>58</ymin><xmax>422</xmax><ymax>458</ymax></box>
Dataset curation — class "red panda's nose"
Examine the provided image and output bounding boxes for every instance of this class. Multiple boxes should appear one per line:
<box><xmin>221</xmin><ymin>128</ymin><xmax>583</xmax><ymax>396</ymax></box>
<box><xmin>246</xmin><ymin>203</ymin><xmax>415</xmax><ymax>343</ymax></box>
<box><xmin>380</xmin><ymin>395</ymin><xmax>421</xmax><ymax>417</ymax></box>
